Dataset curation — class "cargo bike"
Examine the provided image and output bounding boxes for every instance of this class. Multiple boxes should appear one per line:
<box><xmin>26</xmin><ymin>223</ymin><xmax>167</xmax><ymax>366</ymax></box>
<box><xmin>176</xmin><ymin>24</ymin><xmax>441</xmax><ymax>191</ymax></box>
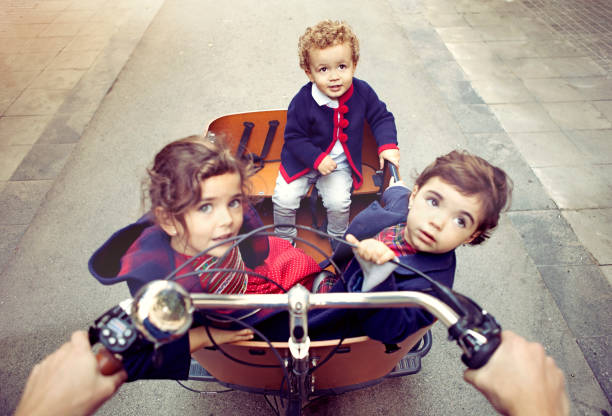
<box><xmin>89</xmin><ymin>110</ymin><xmax>502</xmax><ymax>415</ymax></box>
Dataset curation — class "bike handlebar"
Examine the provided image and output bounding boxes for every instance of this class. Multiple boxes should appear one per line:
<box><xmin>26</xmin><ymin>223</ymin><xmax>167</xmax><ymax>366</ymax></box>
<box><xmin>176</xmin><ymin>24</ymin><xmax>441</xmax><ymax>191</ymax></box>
<box><xmin>90</xmin><ymin>281</ymin><xmax>501</xmax><ymax>371</ymax></box>
<box><xmin>191</xmin><ymin>290</ymin><xmax>461</xmax><ymax>327</ymax></box>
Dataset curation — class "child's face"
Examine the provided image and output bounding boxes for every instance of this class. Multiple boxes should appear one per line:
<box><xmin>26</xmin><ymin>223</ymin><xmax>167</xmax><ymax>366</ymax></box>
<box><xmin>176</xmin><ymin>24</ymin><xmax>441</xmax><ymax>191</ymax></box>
<box><xmin>404</xmin><ymin>177</ymin><xmax>482</xmax><ymax>254</ymax></box>
<box><xmin>305</xmin><ymin>42</ymin><xmax>356</xmax><ymax>99</ymax></box>
<box><xmin>169</xmin><ymin>172</ymin><xmax>244</xmax><ymax>257</ymax></box>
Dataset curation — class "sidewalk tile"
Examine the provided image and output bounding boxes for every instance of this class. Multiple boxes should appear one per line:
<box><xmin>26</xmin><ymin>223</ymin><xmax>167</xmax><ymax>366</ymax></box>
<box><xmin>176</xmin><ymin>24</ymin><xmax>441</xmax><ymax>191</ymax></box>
<box><xmin>78</xmin><ymin>21</ymin><xmax>117</xmax><ymax>37</ymax></box>
<box><xmin>456</xmin><ymin>58</ymin><xmax>516</xmax><ymax>80</ymax></box>
<box><xmin>533</xmin><ymin>165</ymin><xmax>612</xmax><ymax>209</ymax></box>
<box><xmin>1</xmin><ymin>12</ymin><xmax>59</xmax><ymax>25</ymax></box>
<box><xmin>29</xmin><ymin>69</ymin><xmax>86</xmax><ymax>90</ymax></box>
<box><xmin>470</xmin><ymin>77</ymin><xmax>534</xmax><ymax>103</ymax></box>
<box><xmin>0</xmin><ymin>115</ymin><xmax>51</xmax><ymax>145</ymax></box>
<box><xmin>522</xmin><ymin>78</ymin><xmax>586</xmax><ymax>102</ymax></box>
<box><xmin>66</xmin><ymin>0</ymin><xmax>106</xmax><ymax>11</ymax></box>
<box><xmin>0</xmin><ymin>71</ymin><xmax>38</xmax><ymax>90</ymax></box>
<box><xmin>0</xmin><ymin>145</ymin><xmax>31</xmax><ymax>180</ymax></box>
<box><xmin>508</xmin><ymin>210</ymin><xmax>594</xmax><ymax>266</ymax></box>
<box><xmin>36</xmin><ymin>112</ymin><xmax>90</xmax><ymax>144</ymax></box>
<box><xmin>476</xmin><ymin>24</ymin><xmax>528</xmax><ymax>41</ymax></box>
<box><xmin>446</xmin><ymin>41</ymin><xmax>497</xmax><ymax>60</ymax></box>
<box><xmin>508</xmin><ymin>131</ymin><xmax>585</xmax><ymax>167</ymax></box>
<box><xmin>542</xmin><ymin>102</ymin><xmax>612</xmax><ymax>130</ymax></box>
<box><xmin>0</xmin><ymin>88</ymin><xmax>22</xmax><ymax>114</ymax></box>
<box><xmin>425</xmin><ymin>12</ymin><xmax>467</xmax><ymax>27</ymax></box>
<box><xmin>565</xmin><ymin>129</ymin><xmax>612</xmax><ymax>164</ymax></box>
<box><xmin>437</xmin><ymin>80</ymin><xmax>484</xmax><ymax>104</ymax></box>
<box><xmin>34</xmin><ymin>1</ymin><xmax>71</xmax><ymax>12</ymax></box>
<box><xmin>10</xmin><ymin>142</ymin><xmax>75</xmax><ymax>180</ymax></box>
<box><xmin>0</xmin><ymin>179</ymin><xmax>53</xmax><ymax>225</ymax></box>
<box><xmin>515</xmin><ymin>18</ymin><xmax>558</xmax><ymax>39</ymax></box>
<box><xmin>563</xmin><ymin>209</ymin><xmax>612</xmax><ymax>265</ymax></box>
<box><xmin>543</xmin><ymin>56</ymin><xmax>607</xmax><ymax>77</ymax></box>
<box><xmin>0</xmin><ymin>23</ymin><xmax>47</xmax><ymax>38</ymax></box>
<box><xmin>490</xmin><ymin>102</ymin><xmax>559</xmax><ymax>132</ymax></box>
<box><xmin>6</xmin><ymin>52</ymin><xmax>55</xmax><ymax>71</ymax></box>
<box><xmin>506</xmin><ymin>57</ymin><xmax>562</xmax><ymax>78</ymax></box>
<box><xmin>424</xmin><ymin>60</ymin><xmax>468</xmax><ymax>83</ymax></box>
<box><xmin>22</xmin><ymin>36</ymin><xmax>71</xmax><ymax>54</ymax></box>
<box><xmin>52</xmin><ymin>10</ymin><xmax>95</xmax><ymax>23</ymax></box>
<box><xmin>64</xmin><ymin>35</ymin><xmax>109</xmax><ymax>52</ymax></box>
<box><xmin>532</xmin><ymin>39</ymin><xmax>585</xmax><ymax>57</ymax></box>
<box><xmin>0</xmin><ymin>38</ymin><xmax>30</xmax><ymax>53</ymax></box>
<box><xmin>487</xmin><ymin>40</ymin><xmax>541</xmax><ymax>59</ymax></box>
<box><xmin>576</xmin><ymin>336</ymin><xmax>612</xmax><ymax>403</ymax></box>
<box><xmin>38</xmin><ymin>22</ymin><xmax>84</xmax><ymax>37</ymax></box>
<box><xmin>4</xmin><ymin>88</ymin><xmax>70</xmax><ymax>116</ymax></box>
<box><xmin>436</xmin><ymin>26</ymin><xmax>482</xmax><ymax>42</ymax></box>
<box><xmin>538</xmin><ymin>265</ymin><xmax>612</xmax><ymax>338</ymax></box>
<box><xmin>47</xmin><ymin>49</ymin><xmax>100</xmax><ymax>70</ymax></box>
<box><xmin>593</xmin><ymin>101</ymin><xmax>612</xmax><ymax>122</ymax></box>
<box><xmin>463</xmin><ymin>12</ymin><xmax>515</xmax><ymax>26</ymax></box>
<box><xmin>464</xmin><ymin>132</ymin><xmax>557</xmax><ymax>211</ymax></box>
<box><xmin>565</xmin><ymin>77</ymin><xmax>612</xmax><ymax>101</ymax></box>
<box><xmin>447</xmin><ymin>103</ymin><xmax>503</xmax><ymax>133</ymax></box>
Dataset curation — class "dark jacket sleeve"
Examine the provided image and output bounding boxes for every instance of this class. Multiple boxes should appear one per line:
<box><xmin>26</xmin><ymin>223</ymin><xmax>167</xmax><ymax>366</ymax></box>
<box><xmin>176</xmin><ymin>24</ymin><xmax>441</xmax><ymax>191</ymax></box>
<box><xmin>283</xmin><ymin>87</ymin><xmax>327</xmax><ymax>169</ymax></box>
<box><xmin>358</xmin><ymin>80</ymin><xmax>398</xmax><ymax>150</ymax></box>
<box><xmin>122</xmin><ymin>334</ymin><xmax>191</xmax><ymax>381</ymax></box>
<box><xmin>352</xmin><ymin>261</ymin><xmax>455</xmax><ymax>344</ymax></box>
<box><xmin>239</xmin><ymin>203</ymin><xmax>270</xmax><ymax>268</ymax></box>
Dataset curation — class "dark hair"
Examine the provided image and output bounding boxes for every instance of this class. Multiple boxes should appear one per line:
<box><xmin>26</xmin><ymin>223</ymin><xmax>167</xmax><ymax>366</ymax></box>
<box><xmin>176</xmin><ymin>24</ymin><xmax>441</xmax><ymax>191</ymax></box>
<box><xmin>145</xmin><ymin>134</ymin><xmax>253</xmax><ymax>233</ymax></box>
<box><xmin>415</xmin><ymin>150</ymin><xmax>513</xmax><ymax>245</ymax></box>
<box><xmin>298</xmin><ymin>20</ymin><xmax>360</xmax><ymax>71</ymax></box>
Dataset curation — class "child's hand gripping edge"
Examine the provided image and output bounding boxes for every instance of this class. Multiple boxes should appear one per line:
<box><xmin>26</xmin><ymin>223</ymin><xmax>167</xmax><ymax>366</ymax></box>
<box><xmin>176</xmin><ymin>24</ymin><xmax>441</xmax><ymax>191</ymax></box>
<box><xmin>345</xmin><ymin>234</ymin><xmax>398</xmax><ymax>291</ymax></box>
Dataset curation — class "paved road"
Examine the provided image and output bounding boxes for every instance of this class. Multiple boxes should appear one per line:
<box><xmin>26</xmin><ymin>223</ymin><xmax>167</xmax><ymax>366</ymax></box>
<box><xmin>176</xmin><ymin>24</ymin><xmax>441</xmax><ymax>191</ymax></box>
<box><xmin>1</xmin><ymin>0</ymin><xmax>610</xmax><ymax>415</ymax></box>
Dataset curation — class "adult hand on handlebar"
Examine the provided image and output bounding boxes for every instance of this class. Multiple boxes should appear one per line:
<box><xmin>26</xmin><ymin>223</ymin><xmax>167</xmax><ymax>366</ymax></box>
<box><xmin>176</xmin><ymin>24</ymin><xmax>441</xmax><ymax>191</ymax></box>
<box><xmin>463</xmin><ymin>330</ymin><xmax>570</xmax><ymax>416</ymax></box>
<box><xmin>15</xmin><ymin>331</ymin><xmax>127</xmax><ymax>416</ymax></box>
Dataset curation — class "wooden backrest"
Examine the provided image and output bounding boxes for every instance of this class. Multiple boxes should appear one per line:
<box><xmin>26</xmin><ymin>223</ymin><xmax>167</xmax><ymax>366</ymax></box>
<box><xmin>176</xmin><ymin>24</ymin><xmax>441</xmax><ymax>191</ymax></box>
<box><xmin>205</xmin><ymin>109</ymin><xmax>389</xmax><ymax>262</ymax></box>
<box><xmin>205</xmin><ymin>109</ymin><xmax>383</xmax><ymax>197</ymax></box>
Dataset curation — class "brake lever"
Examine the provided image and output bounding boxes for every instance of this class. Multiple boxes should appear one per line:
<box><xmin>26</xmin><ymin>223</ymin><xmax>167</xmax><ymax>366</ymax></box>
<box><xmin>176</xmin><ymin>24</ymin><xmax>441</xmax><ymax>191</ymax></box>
<box><xmin>446</xmin><ymin>295</ymin><xmax>502</xmax><ymax>369</ymax></box>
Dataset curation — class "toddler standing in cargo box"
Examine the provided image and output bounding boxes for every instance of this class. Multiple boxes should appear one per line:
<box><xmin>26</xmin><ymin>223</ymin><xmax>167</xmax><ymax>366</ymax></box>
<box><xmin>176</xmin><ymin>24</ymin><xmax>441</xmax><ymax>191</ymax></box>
<box><xmin>272</xmin><ymin>20</ymin><xmax>400</xmax><ymax>248</ymax></box>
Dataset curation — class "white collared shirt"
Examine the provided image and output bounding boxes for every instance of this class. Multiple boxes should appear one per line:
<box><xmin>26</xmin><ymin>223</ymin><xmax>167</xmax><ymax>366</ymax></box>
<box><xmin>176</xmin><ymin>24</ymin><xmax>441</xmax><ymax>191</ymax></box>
<box><xmin>311</xmin><ymin>83</ymin><xmax>347</xmax><ymax>166</ymax></box>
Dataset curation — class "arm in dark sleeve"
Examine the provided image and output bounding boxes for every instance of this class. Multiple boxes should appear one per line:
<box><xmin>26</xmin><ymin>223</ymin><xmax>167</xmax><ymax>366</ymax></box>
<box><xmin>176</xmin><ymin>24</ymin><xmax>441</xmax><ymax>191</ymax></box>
<box><xmin>362</xmin><ymin>82</ymin><xmax>398</xmax><ymax>150</ymax></box>
<box><xmin>357</xmin><ymin>273</ymin><xmax>436</xmax><ymax>344</ymax></box>
<box><xmin>122</xmin><ymin>334</ymin><xmax>191</xmax><ymax>381</ymax></box>
<box><xmin>283</xmin><ymin>94</ymin><xmax>326</xmax><ymax>169</ymax></box>
<box><xmin>239</xmin><ymin>203</ymin><xmax>270</xmax><ymax>268</ymax></box>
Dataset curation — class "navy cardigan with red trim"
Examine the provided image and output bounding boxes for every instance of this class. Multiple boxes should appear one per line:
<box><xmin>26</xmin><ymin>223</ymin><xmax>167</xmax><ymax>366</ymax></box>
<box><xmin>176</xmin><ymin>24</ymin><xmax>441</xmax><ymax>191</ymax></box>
<box><xmin>280</xmin><ymin>78</ymin><xmax>398</xmax><ymax>189</ymax></box>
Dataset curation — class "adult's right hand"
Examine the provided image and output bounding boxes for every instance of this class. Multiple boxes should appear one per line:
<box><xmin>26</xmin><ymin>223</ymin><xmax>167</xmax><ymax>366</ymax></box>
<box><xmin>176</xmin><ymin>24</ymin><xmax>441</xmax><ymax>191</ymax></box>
<box><xmin>15</xmin><ymin>331</ymin><xmax>127</xmax><ymax>416</ymax></box>
<box><xmin>463</xmin><ymin>330</ymin><xmax>570</xmax><ymax>416</ymax></box>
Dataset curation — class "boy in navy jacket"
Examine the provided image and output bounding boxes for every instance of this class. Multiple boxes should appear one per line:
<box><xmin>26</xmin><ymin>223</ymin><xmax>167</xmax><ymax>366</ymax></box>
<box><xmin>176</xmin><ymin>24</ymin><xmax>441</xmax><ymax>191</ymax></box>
<box><xmin>272</xmin><ymin>20</ymin><xmax>400</xmax><ymax>246</ymax></box>
<box><xmin>335</xmin><ymin>150</ymin><xmax>513</xmax><ymax>343</ymax></box>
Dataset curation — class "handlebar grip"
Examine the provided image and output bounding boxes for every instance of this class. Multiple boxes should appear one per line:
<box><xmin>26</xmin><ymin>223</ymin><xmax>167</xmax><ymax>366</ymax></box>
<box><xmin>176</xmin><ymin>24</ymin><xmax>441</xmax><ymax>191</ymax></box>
<box><xmin>461</xmin><ymin>333</ymin><xmax>502</xmax><ymax>369</ymax></box>
<box><xmin>96</xmin><ymin>348</ymin><xmax>124</xmax><ymax>375</ymax></box>
<box><xmin>388</xmin><ymin>162</ymin><xmax>400</xmax><ymax>182</ymax></box>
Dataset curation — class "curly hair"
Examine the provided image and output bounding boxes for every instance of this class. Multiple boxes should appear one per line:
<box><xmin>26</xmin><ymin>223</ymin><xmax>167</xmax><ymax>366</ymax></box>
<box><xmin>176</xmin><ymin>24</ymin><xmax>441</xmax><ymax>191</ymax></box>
<box><xmin>144</xmin><ymin>134</ymin><xmax>253</xmax><ymax>234</ymax></box>
<box><xmin>298</xmin><ymin>20</ymin><xmax>360</xmax><ymax>71</ymax></box>
<box><xmin>414</xmin><ymin>150</ymin><xmax>513</xmax><ymax>245</ymax></box>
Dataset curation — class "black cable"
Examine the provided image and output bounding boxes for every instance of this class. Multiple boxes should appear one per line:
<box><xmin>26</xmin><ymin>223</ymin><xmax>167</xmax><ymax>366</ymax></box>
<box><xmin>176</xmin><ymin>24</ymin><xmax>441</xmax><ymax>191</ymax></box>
<box><xmin>175</xmin><ymin>380</ymin><xmax>233</xmax><ymax>394</ymax></box>
<box><xmin>202</xmin><ymin>314</ymin><xmax>284</xmax><ymax>370</ymax></box>
<box><xmin>263</xmin><ymin>394</ymin><xmax>280</xmax><ymax>416</ymax></box>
